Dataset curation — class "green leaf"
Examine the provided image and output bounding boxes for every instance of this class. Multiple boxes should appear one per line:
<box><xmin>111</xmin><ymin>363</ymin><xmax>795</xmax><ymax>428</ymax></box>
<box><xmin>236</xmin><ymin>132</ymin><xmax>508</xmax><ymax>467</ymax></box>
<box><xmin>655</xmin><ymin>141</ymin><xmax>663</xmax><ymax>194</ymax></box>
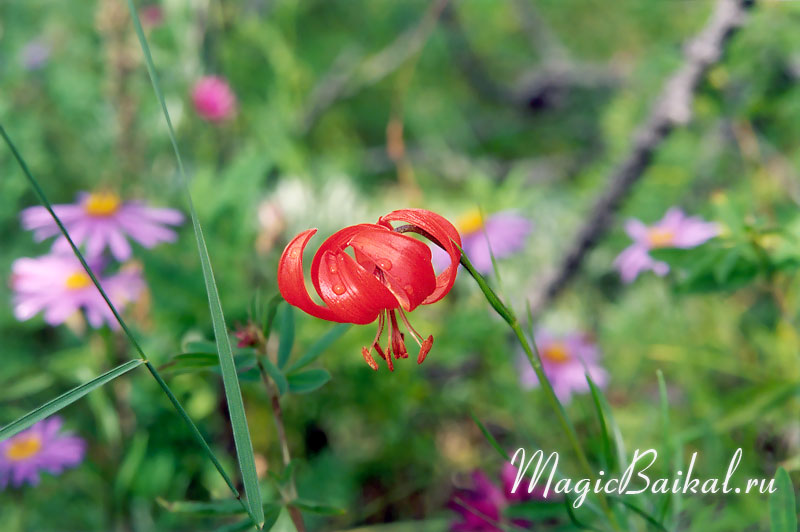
<box><xmin>609</xmin><ymin>497</ymin><xmax>668</xmax><ymax>532</ymax></box>
<box><xmin>504</xmin><ymin>501</ymin><xmax>564</xmax><ymax>521</ymax></box>
<box><xmin>125</xmin><ymin>1</ymin><xmax>264</xmax><ymax>524</ymax></box>
<box><xmin>586</xmin><ymin>377</ymin><xmax>627</xmax><ymax>472</ymax></box>
<box><xmin>469</xmin><ymin>412</ymin><xmax>511</xmax><ymax>461</ymax></box>
<box><xmin>158</xmin><ymin>498</ymin><xmax>248</xmax><ymax>516</ymax></box>
<box><xmin>267</xmin><ymin>508</ymin><xmax>298</xmax><ymax>532</ymax></box>
<box><xmin>290</xmin><ymin>500</ymin><xmax>346</xmax><ymax>515</ymax></box>
<box><xmin>287</xmin><ymin>369</ymin><xmax>331</xmax><ymax>394</ymax></box>
<box><xmin>0</xmin><ymin>360</ymin><xmax>144</xmax><ymax>441</ymax></box>
<box><xmin>260</xmin><ymin>357</ymin><xmax>289</xmax><ymax>396</ymax></box>
<box><xmin>286</xmin><ymin>324</ymin><xmax>350</xmax><ymax>373</ymax></box>
<box><xmin>770</xmin><ymin>467</ymin><xmax>797</xmax><ymax>532</ymax></box>
<box><xmin>216</xmin><ymin>520</ymin><xmax>257</xmax><ymax>532</ymax></box>
<box><xmin>263</xmin><ymin>294</ymin><xmax>284</xmax><ymax>339</ymax></box>
<box><xmin>587</xmin><ymin>374</ymin><xmax>616</xmax><ymax>473</ymax></box>
<box><xmin>278</xmin><ymin>305</ymin><xmax>295</xmax><ymax>368</ymax></box>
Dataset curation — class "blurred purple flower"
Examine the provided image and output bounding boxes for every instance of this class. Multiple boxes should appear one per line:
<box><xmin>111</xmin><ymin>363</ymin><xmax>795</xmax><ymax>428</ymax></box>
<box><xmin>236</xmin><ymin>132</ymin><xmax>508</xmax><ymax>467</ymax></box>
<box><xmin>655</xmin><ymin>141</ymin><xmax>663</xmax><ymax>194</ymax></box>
<box><xmin>449</xmin><ymin>462</ymin><xmax>548</xmax><ymax>531</ymax></box>
<box><xmin>20</xmin><ymin>39</ymin><xmax>50</xmax><ymax>71</ymax></box>
<box><xmin>0</xmin><ymin>417</ymin><xmax>85</xmax><ymax>489</ymax></box>
<box><xmin>448</xmin><ymin>471</ymin><xmax>507</xmax><ymax>532</ymax></box>
<box><xmin>192</xmin><ymin>76</ymin><xmax>237</xmax><ymax>122</ymax></box>
<box><xmin>21</xmin><ymin>191</ymin><xmax>184</xmax><ymax>261</ymax></box>
<box><xmin>11</xmin><ymin>253</ymin><xmax>144</xmax><ymax>329</ymax></box>
<box><xmin>614</xmin><ymin>207</ymin><xmax>718</xmax><ymax>283</ymax></box>
<box><xmin>432</xmin><ymin>210</ymin><xmax>532</xmax><ymax>274</ymax></box>
<box><xmin>518</xmin><ymin>329</ymin><xmax>608</xmax><ymax>404</ymax></box>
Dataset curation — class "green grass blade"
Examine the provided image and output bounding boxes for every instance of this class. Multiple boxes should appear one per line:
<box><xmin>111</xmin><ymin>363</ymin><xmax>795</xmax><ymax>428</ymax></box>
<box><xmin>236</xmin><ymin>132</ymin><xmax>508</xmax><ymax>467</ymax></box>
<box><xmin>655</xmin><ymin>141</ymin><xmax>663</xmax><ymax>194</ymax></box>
<box><xmin>469</xmin><ymin>411</ymin><xmax>511</xmax><ymax>461</ymax></box>
<box><xmin>277</xmin><ymin>305</ymin><xmax>295</xmax><ymax>368</ymax></box>
<box><xmin>286</xmin><ymin>324</ymin><xmax>349</xmax><ymax>373</ymax></box>
<box><xmin>0</xmin><ymin>360</ymin><xmax>143</xmax><ymax>441</ymax></box>
<box><xmin>770</xmin><ymin>467</ymin><xmax>797</xmax><ymax>532</ymax></box>
<box><xmin>124</xmin><ymin>2</ymin><xmax>264</xmax><ymax>524</ymax></box>
<box><xmin>587</xmin><ymin>374</ymin><xmax>616</xmax><ymax>473</ymax></box>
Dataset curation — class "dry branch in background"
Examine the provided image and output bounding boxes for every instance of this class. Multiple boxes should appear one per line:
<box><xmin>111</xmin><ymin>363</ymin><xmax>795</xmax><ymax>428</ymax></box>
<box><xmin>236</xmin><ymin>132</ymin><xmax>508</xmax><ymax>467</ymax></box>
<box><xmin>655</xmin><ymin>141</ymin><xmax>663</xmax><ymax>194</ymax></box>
<box><xmin>528</xmin><ymin>0</ymin><xmax>756</xmax><ymax>319</ymax></box>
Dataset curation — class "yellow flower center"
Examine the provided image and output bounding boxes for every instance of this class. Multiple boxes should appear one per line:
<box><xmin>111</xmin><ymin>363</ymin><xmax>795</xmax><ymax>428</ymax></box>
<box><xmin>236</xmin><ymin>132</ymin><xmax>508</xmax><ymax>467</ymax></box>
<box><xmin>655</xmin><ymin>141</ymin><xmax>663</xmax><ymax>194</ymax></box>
<box><xmin>542</xmin><ymin>342</ymin><xmax>570</xmax><ymax>364</ymax></box>
<box><xmin>647</xmin><ymin>228</ymin><xmax>675</xmax><ymax>248</ymax></box>
<box><xmin>84</xmin><ymin>191</ymin><xmax>121</xmax><ymax>216</ymax></box>
<box><xmin>456</xmin><ymin>209</ymin><xmax>485</xmax><ymax>235</ymax></box>
<box><xmin>65</xmin><ymin>271</ymin><xmax>91</xmax><ymax>290</ymax></box>
<box><xmin>5</xmin><ymin>436</ymin><xmax>42</xmax><ymax>461</ymax></box>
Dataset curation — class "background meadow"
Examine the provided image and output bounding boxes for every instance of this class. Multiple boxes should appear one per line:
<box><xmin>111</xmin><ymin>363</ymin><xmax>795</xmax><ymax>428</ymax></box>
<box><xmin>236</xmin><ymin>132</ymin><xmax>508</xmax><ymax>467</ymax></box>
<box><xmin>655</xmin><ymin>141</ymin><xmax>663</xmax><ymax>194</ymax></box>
<box><xmin>2</xmin><ymin>0</ymin><xmax>800</xmax><ymax>530</ymax></box>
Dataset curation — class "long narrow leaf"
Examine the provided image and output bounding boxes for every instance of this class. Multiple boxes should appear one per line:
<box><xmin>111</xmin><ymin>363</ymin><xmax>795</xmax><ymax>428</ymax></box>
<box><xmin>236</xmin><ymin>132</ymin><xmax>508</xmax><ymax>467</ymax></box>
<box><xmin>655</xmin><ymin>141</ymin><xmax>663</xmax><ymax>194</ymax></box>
<box><xmin>469</xmin><ymin>412</ymin><xmax>511</xmax><ymax>462</ymax></box>
<box><xmin>286</xmin><ymin>324</ymin><xmax>349</xmax><ymax>373</ymax></box>
<box><xmin>0</xmin><ymin>360</ymin><xmax>143</xmax><ymax>441</ymax></box>
<box><xmin>587</xmin><ymin>374</ymin><xmax>616</xmax><ymax>473</ymax></box>
<box><xmin>124</xmin><ymin>2</ymin><xmax>263</xmax><ymax>524</ymax></box>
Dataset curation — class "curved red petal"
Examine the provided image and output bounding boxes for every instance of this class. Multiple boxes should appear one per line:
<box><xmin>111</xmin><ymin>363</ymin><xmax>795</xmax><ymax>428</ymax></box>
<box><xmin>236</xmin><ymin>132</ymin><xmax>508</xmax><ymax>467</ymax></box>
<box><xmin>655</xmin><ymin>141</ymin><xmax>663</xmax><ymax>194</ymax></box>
<box><xmin>315</xmin><ymin>250</ymin><xmax>398</xmax><ymax>324</ymax></box>
<box><xmin>278</xmin><ymin>229</ymin><xmax>344</xmax><ymax>322</ymax></box>
<box><xmin>309</xmin><ymin>224</ymin><xmax>385</xmax><ymax>295</ymax></box>
<box><xmin>378</xmin><ymin>209</ymin><xmax>462</xmax><ymax>305</ymax></box>
<box><xmin>348</xmin><ymin>228</ymin><xmax>436</xmax><ymax>312</ymax></box>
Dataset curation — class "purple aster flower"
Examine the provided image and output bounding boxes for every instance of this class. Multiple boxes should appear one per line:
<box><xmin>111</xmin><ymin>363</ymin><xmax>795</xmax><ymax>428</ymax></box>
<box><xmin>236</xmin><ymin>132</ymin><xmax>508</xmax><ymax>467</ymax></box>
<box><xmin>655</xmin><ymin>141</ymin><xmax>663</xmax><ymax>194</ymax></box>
<box><xmin>11</xmin><ymin>253</ymin><xmax>144</xmax><ymax>329</ymax></box>
<box><xmin>20</xmin><ymin>39</ymin><xmax>51</xmax><ymax>71</ymax></box>
<box><xmin>614</xmin><ymin>207</ymin><xmax>718</xmax><ymax>283</ymax></box>
<box><xmin>432</xmin><ymin>210</ymin><xmax>532</xmax><ymax>274</ymax></box>
<box><xmin>448</xmin><ymin>471</ymin><xmax>507</xmax><ymax>532</ymax></box>
<box><xmin>0</xmin><ymin>417</ymin><xmax>86</xmax><ymax>489</ymax></box>
<box><xmin>518</xmin><ymin>329</ymin><xmax>609</xmax><ymax>404</ymax></box>
<box><xmin>21</xmin><ymin>191</ymin><xmax>184</xmax><ymax>261</ymax></box>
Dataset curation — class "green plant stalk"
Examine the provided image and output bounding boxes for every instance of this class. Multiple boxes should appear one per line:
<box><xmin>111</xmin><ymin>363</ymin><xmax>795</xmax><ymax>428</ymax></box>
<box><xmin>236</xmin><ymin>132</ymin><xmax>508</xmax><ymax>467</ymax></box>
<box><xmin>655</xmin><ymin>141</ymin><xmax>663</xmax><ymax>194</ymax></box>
<box><xmin>123</xmin><ymin>1</ymin><xmax>264</xmax><ymax>526</ymax></box>
<box><xmin>254</xmin><ymin>342</ymin><xmax>306</xmax><ymax>532</ymax></box>
<box><xmin>458</xmin><ymin>249</ymin><xmax>622</xmax><ymax>531</ymax></box>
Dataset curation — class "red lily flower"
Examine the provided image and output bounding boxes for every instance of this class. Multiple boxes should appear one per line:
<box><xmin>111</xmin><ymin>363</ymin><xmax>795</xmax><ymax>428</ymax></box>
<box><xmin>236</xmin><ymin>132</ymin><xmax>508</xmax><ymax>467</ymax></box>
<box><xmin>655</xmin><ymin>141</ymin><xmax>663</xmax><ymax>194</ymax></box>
<box><xmin>278</xmin><ymin>209</ymin><xmax>461</xmax><ymax>371</ymax></box>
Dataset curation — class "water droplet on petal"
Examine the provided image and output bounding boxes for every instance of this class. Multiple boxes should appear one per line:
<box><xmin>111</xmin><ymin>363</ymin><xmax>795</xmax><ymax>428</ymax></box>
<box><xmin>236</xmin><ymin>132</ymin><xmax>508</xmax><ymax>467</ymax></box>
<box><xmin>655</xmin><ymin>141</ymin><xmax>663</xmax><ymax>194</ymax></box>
<box><xmin>404</xmin><ymin>284</ymin><xmax>414</xmax><ymax>294</ymax></box>
<box><xmin>377</xmin><ymin>258</ymin><xmax>392</xmax><ymax>271</ymax></box>
<box><xmin>289</xmin><ymin>250</ymin><xmax>299</xmax><ymax>259</ymax></box>
<box><xmin>333</xmin><ymin>284</ymin><xmax>346</xmax><ymax>295</ymax></box>
<box><xmin>328</xmin><ymin>257</ymin><xmax>338</xmax><ymax>274</ymax></box>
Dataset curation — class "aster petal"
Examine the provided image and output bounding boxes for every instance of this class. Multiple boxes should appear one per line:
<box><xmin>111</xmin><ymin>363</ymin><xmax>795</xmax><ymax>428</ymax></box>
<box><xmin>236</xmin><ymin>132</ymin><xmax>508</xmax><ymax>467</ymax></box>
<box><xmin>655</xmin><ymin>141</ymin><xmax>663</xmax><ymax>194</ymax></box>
<box><xmin>658</xmin><ymin>207</ymin><xmax>686</xmax><ymax>231</ymax></box>
<box><xmin>107</xmin><ymin>228</ymin><xmax>133</xmax><ymax>261</ymax></box>
<box><xmin>624</xmin><ymin>218</ymin><xmax>650</xmax><ymax>242</ymax></box>
<box><xmin>480</xmin><ymin>212</ymin><xmax>532</xmax><ymax>257</ymax></box>
<box><xmin>614</xmin><ymin>244</ymin><xmax>656</xmax><ymax>283</ymax></box>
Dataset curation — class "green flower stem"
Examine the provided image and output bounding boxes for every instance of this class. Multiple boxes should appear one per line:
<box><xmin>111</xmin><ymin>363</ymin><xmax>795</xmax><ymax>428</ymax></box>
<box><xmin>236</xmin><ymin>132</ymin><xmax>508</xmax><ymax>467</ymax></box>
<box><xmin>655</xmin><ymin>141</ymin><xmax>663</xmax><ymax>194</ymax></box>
<box><xmin>458</xmin><ymin>249</ymin><xmax>622</xmax><ymax>532</ymax></box>
<box><xmin>254</xmin><ymin>345</ymin><xmax>306</xmax><ymax>532</ymax></box>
